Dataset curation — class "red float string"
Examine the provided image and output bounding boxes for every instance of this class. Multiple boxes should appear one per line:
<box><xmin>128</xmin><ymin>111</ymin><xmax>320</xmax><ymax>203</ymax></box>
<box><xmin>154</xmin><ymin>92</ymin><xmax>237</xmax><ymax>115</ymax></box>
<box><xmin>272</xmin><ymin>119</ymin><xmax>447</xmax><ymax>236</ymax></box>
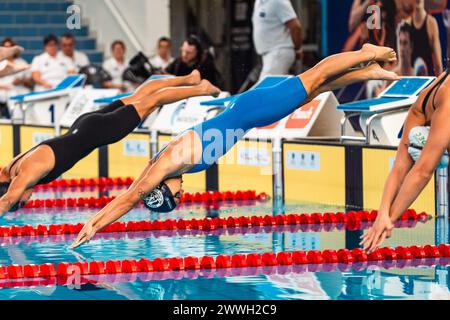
<box><xmin>2</xmin><ymin>256</ymin><xmax>449</xmax><ymax>289</ymax></box>
<box><xmin>0</xmin><ymin>218</ymin><xmax>426</xmax><ymax>246</ymax></box>
<box><xmin>1</xmin><ymin>244</ymin><xmax>449</xmax><ymax>282</ymax></box>
<box><xmin>0</xmin><ymin>209</ymin><xmax>429</xmax><ymax>239</ymax></box>
<box><xmin>22</xmin><ymin>190</ymin><xmax>268</xmax><ymax>209</ymax></box>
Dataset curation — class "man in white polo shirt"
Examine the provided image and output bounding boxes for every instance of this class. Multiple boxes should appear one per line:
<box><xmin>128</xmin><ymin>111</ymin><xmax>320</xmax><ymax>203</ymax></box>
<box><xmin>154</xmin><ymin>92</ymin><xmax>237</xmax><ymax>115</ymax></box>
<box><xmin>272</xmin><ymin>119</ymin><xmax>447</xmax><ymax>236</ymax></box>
<box><xmin>31</xmin><ymin>34</ymin><xmax>76</xmax><ymax>91</ymax></box>
<box><xmin>252</xmin><ymin>0</ymin><xmax>303</xmax><ymax>81</ymax></box>
<box><xmin>58</xmin><ymin>33</ymin><xmax>90</xmax><ymax>72</ymax></box>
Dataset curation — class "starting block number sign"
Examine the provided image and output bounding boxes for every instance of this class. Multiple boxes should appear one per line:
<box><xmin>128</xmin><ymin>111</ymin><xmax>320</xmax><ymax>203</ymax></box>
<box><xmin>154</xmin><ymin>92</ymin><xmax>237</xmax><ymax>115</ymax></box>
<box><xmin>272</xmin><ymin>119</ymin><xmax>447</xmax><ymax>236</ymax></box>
<box><xmin>286</xmin><ymin>151</ymin><xmax>321</xmax><ymax>171</ymax></box>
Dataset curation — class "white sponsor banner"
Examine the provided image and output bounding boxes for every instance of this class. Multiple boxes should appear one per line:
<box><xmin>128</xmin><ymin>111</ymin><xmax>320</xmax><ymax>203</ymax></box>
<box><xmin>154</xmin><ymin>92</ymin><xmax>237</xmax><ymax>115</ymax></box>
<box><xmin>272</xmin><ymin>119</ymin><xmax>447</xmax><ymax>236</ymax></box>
<box><xmin>286</xmin><ymin>151</ymin><xmax>320</xmax><ymax>171</ymax></box>
<box><xmin>237</xmin><ymin>147</ymin><xmax>270</xmax><ymax>167</ymax></box>
<box><xmin>123</xmin><ymin>139</ymin><xmax>149</xmax><ymax>157</ymax></box>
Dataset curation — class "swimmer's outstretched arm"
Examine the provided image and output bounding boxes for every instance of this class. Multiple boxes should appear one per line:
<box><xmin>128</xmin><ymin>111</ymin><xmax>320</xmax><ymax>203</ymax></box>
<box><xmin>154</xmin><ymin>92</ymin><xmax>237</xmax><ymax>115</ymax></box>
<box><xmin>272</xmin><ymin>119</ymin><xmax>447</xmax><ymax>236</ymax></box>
<box><xmin>70</xmin><ymin>136</ymin><xmax>195</xmax><ymax>249</ymax></box>
<box><xmin>362</xmin><ymin>91</ymin><xmax>450</xmax><ymax>251</ymax></box>
<box><xmin>69</xmin><ymin>161</ymin><xmax>170</xmax><ymax>248</ymax></box>
<box><xmin>0</xmin><ymin>174</ymin><xmax>31</xmax><ymax>215</ymax></box>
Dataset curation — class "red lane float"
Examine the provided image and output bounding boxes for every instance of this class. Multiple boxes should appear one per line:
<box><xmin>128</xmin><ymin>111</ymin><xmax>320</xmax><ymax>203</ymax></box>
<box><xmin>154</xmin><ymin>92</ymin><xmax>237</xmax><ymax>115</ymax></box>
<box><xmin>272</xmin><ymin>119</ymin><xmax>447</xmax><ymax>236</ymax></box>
<box><xmin>0</xmin><ymin>209</ymin><xmax>429</xmax><ymax>239</ymax></box>
<box><xmin>0</xmin><ymin>219</ymin><xmax>426</xmax><ymax>246</ymax></box>
<box><xmin>2</xmin><ymin>257</ymin><xmax>450</xmax><ymax>289</ymax></box>
<box><xmin>34</xmin><ymin>177</ymin><xmax>135</xmax><ymax>189</ymax></box>
<box><xmin>23</xmin><ymin>190</ymin><xmax>267</xmax><ymax>209</ymax></box>
<box><xmin>0</xmin><ymin>244</ymin><xmax>448</xmax><ymax>281</ymax></box>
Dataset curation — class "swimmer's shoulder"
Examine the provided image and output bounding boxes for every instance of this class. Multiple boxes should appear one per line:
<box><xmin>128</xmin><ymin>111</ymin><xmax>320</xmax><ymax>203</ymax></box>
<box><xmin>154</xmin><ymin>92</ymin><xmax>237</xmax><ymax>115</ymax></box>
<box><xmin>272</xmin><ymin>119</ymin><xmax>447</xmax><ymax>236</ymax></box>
<box><xmin>434</xmin><ymin>80</ymin><xmax>450</xmax><ymax>110</ymax></box>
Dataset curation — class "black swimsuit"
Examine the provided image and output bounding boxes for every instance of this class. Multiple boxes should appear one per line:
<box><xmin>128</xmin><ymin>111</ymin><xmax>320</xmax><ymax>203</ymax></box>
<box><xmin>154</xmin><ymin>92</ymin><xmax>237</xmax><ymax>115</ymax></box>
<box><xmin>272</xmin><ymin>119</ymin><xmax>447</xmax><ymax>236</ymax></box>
<box><xmin>8</xmin><ymin>100</ymin><xmax>141</xmax><ymax>185</ymax></box>
<box><xmin>421</xmin><ymin>71</ymin><xmax>450</xmax><ymax>114</ymax></box>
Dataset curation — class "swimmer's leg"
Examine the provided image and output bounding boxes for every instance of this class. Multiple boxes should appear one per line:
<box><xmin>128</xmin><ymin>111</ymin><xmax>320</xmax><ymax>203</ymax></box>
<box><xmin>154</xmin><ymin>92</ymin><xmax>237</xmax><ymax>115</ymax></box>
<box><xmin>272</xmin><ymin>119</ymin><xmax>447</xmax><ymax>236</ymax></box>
<box><xmin>0</xmin><ymin>45</ymin><xmax>24</xmax><ymax>61</ymax></box>
<box><xmin>121</xmin><ymin>70</ymin><xmax>201</xmax><ymax>104</ymax></box>
<box><xmin>133</xmin><ymin>80</ymin><xmax>221</xmax><ymax>119</ymax></box>
<box><xmin>307</xmin><ymin>62</ymin><xmax>399</xmax><ymax>100</ymax></box>
<box><xmin>0</xmin><ymin>60</ymin><xmax>30</xmax><ymax>77</ymax></box>
<box><xmin>298</xmin><ymin>44</ymin><xmax>397</xmax><ymax>95</ymax></box>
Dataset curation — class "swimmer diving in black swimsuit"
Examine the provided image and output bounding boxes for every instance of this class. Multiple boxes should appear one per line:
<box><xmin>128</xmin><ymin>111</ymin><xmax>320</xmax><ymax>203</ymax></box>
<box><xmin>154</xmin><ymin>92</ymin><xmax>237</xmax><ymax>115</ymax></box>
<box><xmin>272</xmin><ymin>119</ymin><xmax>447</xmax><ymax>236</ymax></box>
<box><xmin>0</xmin><ymin>70</ymin><xmax>221</xmax><ymax>215</ymax></box>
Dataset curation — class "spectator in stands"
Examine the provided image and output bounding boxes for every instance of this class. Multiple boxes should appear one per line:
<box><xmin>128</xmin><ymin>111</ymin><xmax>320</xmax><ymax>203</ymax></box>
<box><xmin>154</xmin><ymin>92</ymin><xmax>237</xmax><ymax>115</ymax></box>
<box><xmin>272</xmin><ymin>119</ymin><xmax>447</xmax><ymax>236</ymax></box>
<box><xmin>58</xmin><ymin>33</ymin><xmax>90</xmax><ymax>71</ymax></box>
<box><xmin>103</xmin><ymin>40</ymin><xmax>129</xmax><ymax>92</ymax></box>
<box><xmin>395</xmin><ymin>22</ymin><xmax>415</xmax><ymax>76</ymax></box>
<box><xmin>252</xmin><ymin>0</ymin><xmax>303</xmax><ymax>81</ymax></box>
<box><xmin>406</xmin><ymin>0</ymin><xmax>443</xmax><ymax>76</ymax></box>
<box><xmin>150</xmin><ymin>37</ymin><xmax>174</xmax><ymax>70</ymax></box>
<box><xmin>31</xmin><ymin>34</ymin><xmax>76</xmax><ymax>91</ymax></box>
<box><xmin>165</xmin><ymin>35</ymin><xmax>221</xmax><ymax>87</ymax></box>
<box><xmin>0</xmin><ymin>38</ymin><xmax>32</xmax><ymax>118</ymax></box>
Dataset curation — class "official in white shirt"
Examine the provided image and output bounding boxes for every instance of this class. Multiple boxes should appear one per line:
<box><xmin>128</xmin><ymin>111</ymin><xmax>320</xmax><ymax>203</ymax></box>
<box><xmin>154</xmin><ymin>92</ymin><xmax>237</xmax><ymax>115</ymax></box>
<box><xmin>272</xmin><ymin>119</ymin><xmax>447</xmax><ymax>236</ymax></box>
<box><xmin>150</xmin><ymin>37</ymin><xmax>174</xmax><ymax>70</ymax></box>
<box><xmin>58</xmin><ymin>33</ymin><xmax>90</xmax><ymax>71</ymax></box>
<box><xmin>103</xmin><ymin>40</ymin><xmax>129</xmax><ymax>92</ymax></box>
<box><xmin>31</xmin><ymin>34</ymin><xmax>76</xmax><ymax>92</ymax></box>
<box><xmin>252</xmin><ymin>0</ymin><xmax>303</xmax><ymax>81</ymax></box>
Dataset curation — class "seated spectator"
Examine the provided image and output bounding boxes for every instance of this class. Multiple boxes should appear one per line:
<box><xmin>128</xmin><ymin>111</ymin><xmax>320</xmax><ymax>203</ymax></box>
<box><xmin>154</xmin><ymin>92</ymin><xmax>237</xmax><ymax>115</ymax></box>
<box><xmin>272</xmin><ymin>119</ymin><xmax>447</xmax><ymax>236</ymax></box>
<box><xmin>31</xmin><ymin>34</ymin><xmax>76</xmax><ymax>91</ymax></box>
<box><xmin>58</xmin><ymin>32</ymin><xmax>90</xmax><ymax>71</ymax></box>
<box><xmin>102</xmin><ymin>40</ymin><xmax>129</xmax><ymax>92</ymax></box>
<box><xmin>0</xmin><ymin>38</ymin><xmax>32</xmax><ymax>118</ymax></box>
<box><xmin>165</xmin><ymin>35</ymin><xmax>221</xmax><ymax>87</ymax></box>
<box><xmin>150</xmin><ymin>37</ymin><xmax>174</xmax><ymax>70</ymax></box>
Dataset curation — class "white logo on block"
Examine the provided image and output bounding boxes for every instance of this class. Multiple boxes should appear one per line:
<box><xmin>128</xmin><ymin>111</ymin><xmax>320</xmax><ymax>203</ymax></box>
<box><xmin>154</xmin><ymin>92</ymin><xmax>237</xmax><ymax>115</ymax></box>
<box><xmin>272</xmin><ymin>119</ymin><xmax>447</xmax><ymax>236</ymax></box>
<box><xmin>286</xmin><ymin>151</ymin><xmax>320</xmax><ymax>171</ymax></box>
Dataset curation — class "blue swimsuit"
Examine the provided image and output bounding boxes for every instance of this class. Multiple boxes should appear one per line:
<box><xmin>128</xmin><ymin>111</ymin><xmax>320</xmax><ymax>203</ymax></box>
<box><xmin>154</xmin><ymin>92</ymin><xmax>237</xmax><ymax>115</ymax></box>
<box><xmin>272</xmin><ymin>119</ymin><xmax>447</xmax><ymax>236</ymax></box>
<box><xmin>187</xmin><ymin>76</ymin><xmax>307</xmax><ymax>173</ymax></box>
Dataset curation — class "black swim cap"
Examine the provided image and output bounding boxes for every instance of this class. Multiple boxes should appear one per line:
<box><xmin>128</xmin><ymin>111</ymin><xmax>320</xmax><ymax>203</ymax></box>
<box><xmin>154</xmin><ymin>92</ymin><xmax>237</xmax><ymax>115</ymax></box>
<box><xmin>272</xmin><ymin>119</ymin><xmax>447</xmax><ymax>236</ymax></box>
<box><xmin>142</xmin><ymin>182</ymin><xmax>178</xmax><ymax>213</ymax></box>
<box><xmin>0</xmin><ymin>182</ymin><xmax>20</xmax><ymax>212</ymax></box>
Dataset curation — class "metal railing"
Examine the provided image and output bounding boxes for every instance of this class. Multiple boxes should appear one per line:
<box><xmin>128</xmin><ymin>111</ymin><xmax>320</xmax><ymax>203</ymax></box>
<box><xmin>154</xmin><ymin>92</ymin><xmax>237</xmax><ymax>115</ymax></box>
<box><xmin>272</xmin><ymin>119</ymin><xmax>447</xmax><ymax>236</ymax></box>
<box><xmin>103</xmin><ymin>0</ymin><xmax>146</xmax><ymax>53</ymax></box>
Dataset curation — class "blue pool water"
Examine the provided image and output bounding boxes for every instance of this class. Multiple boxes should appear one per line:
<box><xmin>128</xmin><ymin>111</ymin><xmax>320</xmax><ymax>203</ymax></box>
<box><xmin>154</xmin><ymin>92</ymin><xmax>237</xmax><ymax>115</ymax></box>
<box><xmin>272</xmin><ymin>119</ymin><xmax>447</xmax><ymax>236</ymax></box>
<box><xmin>0</xmin><ymin>188</ymin><xmax>449</xmax><ymax>300</ymax></box>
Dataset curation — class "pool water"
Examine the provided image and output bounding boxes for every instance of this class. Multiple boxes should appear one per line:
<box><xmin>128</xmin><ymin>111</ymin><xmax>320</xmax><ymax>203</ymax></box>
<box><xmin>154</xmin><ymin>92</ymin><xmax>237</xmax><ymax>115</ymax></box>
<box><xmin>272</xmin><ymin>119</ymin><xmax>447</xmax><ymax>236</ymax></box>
<box><xmin>0</xmin><ymin>188</ymin><xmax>449</xmax><ymax>300</ymax></box>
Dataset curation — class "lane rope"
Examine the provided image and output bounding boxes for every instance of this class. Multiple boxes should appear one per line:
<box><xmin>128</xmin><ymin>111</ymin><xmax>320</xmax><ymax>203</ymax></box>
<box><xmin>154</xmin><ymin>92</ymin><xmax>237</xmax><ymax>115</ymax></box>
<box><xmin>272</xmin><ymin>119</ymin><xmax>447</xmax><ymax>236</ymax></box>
<box><xmin>0</xmin><ymin>219</ymin><xmax>426</xmax><ymax>245</ymax></box>
<box><xmin>1</xmin><ymin>244</ymin><xmax>449</xmax><ymax>281</ymax></box>
<box><xmin>1</xmin><ymin>256</ymin><xmax>449</xmax><ymax>289</ymax></box>
<box><xmin>0</xmin><ymin>209</ymin><xmax>429</xmax><ymax>239</ymax></box>
<box><xmin>23</xmin><ymin>190</ymin><xmax>268</xmax><ymax>209</ymax></box>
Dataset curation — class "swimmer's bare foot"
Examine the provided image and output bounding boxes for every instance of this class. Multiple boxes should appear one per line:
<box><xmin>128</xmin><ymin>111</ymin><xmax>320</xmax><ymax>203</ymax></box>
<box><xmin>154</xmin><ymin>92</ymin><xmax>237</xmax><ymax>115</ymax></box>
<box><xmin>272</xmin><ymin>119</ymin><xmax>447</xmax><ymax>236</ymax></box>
<box><xmin>0</xmin><ymin>61</ymin><xmax>30</xmax><ymax>77</ymax></box>
<box><xmin>199</xmin><ymin>79</ymin><xmax>221</xmax><ymax>97</ymax></box>
<box><xmin>362</xmin><ymin>43</ymin><xmax>397</xmax><ymax>63</ymax></box>
<box><xmin>367</xmin><ymin>62</ymin><xmax>400</xmax><ymax>81</ymax></box>
<box><xmin>0</xmin><ymin>45</ymin><xmax>24</xmax><ymax>62</ymax></box>
<box><xmin>187</xmin><ymin>70</ymin><xmax>202</xmax><ymax>85</ymax></box>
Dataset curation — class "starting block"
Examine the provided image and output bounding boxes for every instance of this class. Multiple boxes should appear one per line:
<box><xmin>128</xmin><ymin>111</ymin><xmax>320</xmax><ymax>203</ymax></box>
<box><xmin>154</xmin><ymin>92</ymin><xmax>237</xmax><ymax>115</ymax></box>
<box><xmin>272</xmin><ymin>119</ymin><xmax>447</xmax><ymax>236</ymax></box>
<box><xmin>337</xmin><ymin>77</ymin><xmax>435</xmax><ymax>146</ymax></box>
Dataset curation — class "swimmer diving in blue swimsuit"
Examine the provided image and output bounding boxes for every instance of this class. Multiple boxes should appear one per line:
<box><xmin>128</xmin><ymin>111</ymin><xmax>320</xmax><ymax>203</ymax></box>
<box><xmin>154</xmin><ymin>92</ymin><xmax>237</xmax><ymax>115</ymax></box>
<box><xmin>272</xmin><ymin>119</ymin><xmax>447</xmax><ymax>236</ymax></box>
<box><xmin>71</xmin><ymin>44</ymin><xmax>400</xmax><ymax>248</ymax></box>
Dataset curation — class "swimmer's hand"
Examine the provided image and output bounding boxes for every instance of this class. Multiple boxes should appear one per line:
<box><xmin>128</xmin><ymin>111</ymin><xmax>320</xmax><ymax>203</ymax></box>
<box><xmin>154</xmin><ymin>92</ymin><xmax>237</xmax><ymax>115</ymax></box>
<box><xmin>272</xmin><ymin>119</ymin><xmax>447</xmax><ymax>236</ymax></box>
<box><xmin>70</xmin><ymin>222</ymin><xmax>97</xmax><ymax>249</ymax></box>
<box><xmin>360</xmin><ymin>212</ymin><xmax>394</xmax><ymax>252</ymax></box>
